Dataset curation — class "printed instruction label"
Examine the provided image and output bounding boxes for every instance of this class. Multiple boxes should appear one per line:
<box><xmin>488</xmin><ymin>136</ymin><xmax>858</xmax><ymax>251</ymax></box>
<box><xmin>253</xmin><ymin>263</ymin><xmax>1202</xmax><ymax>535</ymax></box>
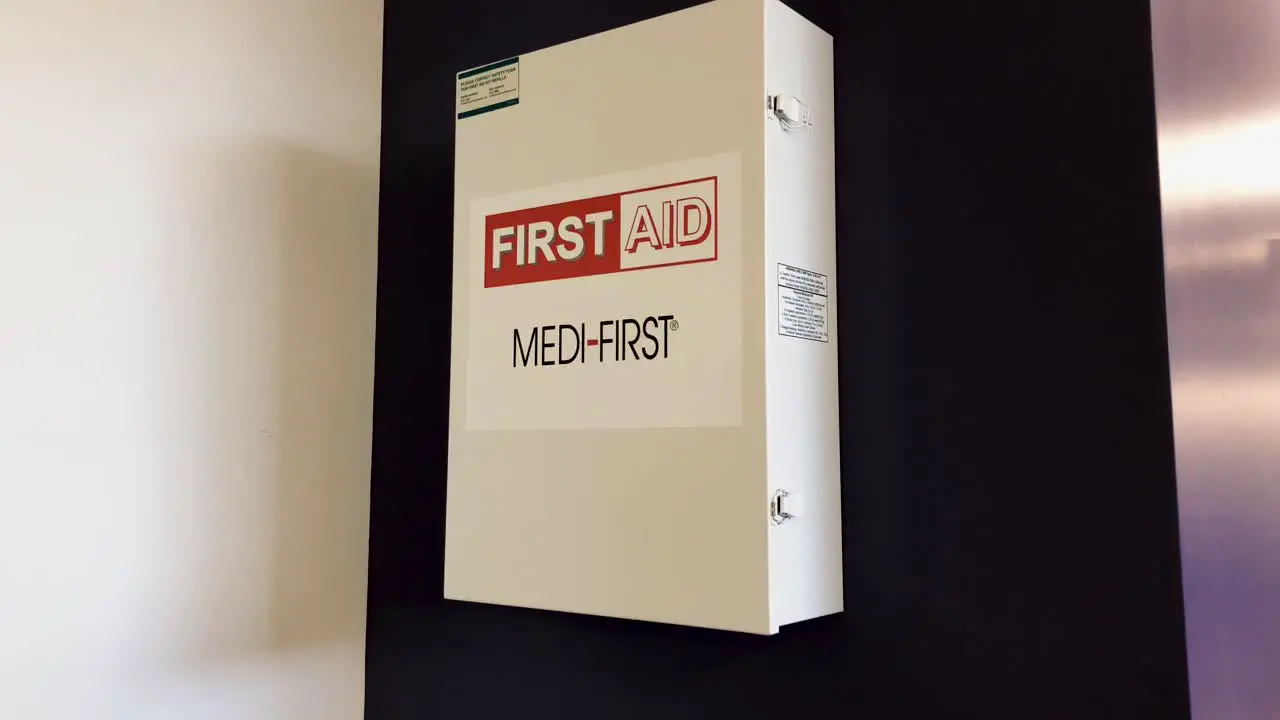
<box><xmin>457</xmin><ymin>57</ymin><xmax>519</xmax><ymax>119</ymax></box>
<box><xmin>777</xmin><ymin>263</ymin><xmax>829</xmax><ymax>343</ymax></box>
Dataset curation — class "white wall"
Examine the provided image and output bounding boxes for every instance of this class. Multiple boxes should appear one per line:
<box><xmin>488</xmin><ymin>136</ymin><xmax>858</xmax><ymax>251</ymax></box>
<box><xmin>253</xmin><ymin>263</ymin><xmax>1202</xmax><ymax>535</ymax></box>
<box><xmin>0</xmin><ymin>1</ymin><xmax>382</xmax><ymax>718</ymax></box>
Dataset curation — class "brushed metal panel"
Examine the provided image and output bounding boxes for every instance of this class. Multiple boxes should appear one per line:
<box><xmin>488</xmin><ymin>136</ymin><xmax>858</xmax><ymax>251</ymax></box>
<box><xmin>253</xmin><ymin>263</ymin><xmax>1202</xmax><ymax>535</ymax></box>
<box><xmin>1151</xmin><ymin>2</ymin><xmax>1280</xmax><ymax>717</ymax></box>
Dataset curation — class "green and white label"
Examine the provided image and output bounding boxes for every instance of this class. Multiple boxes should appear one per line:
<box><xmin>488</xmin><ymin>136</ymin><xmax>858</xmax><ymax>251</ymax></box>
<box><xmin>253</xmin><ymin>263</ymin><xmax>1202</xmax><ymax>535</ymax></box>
<box><xmin>457</xmin><ymin>57</ymin><xmax>519</xmax><ymax>120</ymax></box>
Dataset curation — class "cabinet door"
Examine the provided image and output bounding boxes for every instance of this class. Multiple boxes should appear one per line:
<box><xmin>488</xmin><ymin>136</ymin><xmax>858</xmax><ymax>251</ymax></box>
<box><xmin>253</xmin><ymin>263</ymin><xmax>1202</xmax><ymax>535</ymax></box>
<box><xmin>444</xmin><ymin>0</ymin><xmax>775</xmax><ymax>634</ymax></box>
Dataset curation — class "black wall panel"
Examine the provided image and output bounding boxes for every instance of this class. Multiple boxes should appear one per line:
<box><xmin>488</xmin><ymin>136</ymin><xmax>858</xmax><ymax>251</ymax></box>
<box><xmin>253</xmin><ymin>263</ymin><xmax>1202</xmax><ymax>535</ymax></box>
<box><xmin>368</xmin><ymin>1</ymin><xmax>1191</xmax><ymax>717</ymax></box>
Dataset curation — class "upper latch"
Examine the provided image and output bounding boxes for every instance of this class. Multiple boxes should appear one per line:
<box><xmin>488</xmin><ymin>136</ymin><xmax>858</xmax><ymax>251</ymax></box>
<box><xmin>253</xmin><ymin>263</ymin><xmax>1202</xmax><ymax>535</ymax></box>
<box><xmin>767</xmin><ymin>94</ymin><xmax>813</xmax><ymax>131</ymax></box>
<box><xmin>770</xmin><ymin>489</ymin><xmax>800</xmax><ymax>525</ymax></box>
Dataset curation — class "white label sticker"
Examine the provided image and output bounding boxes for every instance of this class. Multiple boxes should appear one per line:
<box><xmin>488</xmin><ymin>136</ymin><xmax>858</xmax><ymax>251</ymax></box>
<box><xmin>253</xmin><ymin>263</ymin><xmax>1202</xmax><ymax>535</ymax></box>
<box><xmin>457</xmin><ymin>57</ymin><xmax>519</xmax><ymax>119</ymax></box>
<box><xmin>777</xmin><ymin>263</ymin><xmax>829</xmax><ymax>343</ymax></box>
<box><xmin>463</xmin><ymin>152</ymin><xmax>743</xmax><ymax>431</ymax></box>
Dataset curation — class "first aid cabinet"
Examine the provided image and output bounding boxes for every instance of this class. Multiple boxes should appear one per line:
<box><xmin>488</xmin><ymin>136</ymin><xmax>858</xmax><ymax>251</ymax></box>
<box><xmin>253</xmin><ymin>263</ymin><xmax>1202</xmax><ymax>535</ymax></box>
<box><xmin>445</xmin><ymin>0</ymin><xmax>840</xmax><ymax>634</ymax></box>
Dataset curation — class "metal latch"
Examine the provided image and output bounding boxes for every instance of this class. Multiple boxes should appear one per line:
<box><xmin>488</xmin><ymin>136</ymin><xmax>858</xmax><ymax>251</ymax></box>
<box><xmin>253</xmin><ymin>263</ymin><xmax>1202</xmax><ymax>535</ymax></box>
<box><xmin>770</xmin><ymin>489</ymin><xmax>797</xmax><ymax>525</ymax></box>
<box><xmin>767</xmin><ymin>94</ymin><xmax>813</xmax><ymax>131</ymax></box>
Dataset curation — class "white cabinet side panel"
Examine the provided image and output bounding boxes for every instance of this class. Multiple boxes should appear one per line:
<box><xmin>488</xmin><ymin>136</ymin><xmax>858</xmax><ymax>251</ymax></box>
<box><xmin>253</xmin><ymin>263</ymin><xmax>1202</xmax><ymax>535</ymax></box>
<box><xmin>446</xmin><ymin>0</ymin><xmax>773</xmax><ymax>634</ymax></box>
<box><xmin>763</xmin><ymin>0</ymin><xmax>843</xmax><ymax>627</ymax></box>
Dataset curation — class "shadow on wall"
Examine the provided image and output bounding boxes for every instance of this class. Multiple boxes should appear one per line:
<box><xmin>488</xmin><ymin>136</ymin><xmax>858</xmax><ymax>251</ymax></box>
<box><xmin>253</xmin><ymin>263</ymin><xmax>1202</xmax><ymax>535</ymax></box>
<box><xmin>266</xmin><ymin>140</ymin><xmax>376</xmax><ymax>653</ymax></box>
<box><xmin>154</xmin><ymin>139</ymin><xmax>376</xmax><ymax>669</ymax></box>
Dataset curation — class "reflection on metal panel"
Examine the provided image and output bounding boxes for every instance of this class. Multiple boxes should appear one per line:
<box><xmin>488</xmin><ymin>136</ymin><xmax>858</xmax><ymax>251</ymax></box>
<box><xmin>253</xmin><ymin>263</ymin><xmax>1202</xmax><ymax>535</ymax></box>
<box><xmin>1151</xmin><ymin>1</ymin><xmax>1280</xmax><ymax>717</ymax></box>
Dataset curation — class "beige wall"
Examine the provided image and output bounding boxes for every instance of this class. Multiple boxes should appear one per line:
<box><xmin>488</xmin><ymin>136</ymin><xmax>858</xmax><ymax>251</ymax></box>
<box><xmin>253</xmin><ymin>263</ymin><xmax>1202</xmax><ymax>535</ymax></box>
<box><xmin>0</xmin><ymin>1</ymin><xmax>382</xmax><ymax>718</ymax></box>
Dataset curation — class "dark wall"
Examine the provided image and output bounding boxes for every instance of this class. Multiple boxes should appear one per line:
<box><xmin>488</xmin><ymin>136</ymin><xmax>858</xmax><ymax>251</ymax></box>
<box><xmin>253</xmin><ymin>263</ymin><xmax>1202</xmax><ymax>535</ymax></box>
<box><xmin>368</xmin><ymin>1</ymin><xmax>1191</xmax><ymax>717</ymax></box>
